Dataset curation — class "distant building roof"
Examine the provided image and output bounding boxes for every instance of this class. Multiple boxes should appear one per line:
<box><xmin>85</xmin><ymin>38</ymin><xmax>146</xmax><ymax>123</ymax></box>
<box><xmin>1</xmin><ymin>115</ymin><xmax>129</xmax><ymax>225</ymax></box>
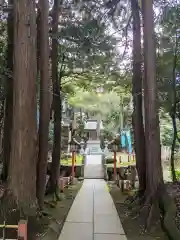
<box><xmin>84</xmin><ymin>120</ymin><xmax>104</xmax><ymax>130</ymax></box>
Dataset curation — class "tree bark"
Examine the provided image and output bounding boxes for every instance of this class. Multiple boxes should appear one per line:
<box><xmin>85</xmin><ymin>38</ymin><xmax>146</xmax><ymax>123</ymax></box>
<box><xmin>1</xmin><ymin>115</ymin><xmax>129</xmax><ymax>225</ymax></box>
<box><xmin>0</xmin><ymin>97</ymin><xmax>5</xmax><ymax>132</ymax></box>
<box><xmin>2</xmin><ymin>0</ymin><xmax>14</xmax><ymax>181</ymax></box>
<box><xmin>36</xmin><ymin>2</ymin><xmax>40</xmax><ymax>74</ymax></box>
<box><xmin>170</xmin><ymin>112</ymin><xmax>177</xmax><ymax>182</ymax></box>
<box><xmin>169</xmin><ymin>24</ymin><xmax>179</xmax><ymax>183</ymax></box>
<box><xmin>9</xmin><ymin>0</ymin><xmax>37</xmax><ymax>212</ymax></box>
<box><xmin>142</xmin><ymin>0</ymin><xmax>163</xmax><ymax>198</ymax></box>
<box><xmin>36</xmin><ymin>0</ymin><xmax>51</xmax><ymax>209</ymax></box>
<box><xmin>49</xmin><ymin>0</ymin><xmax>62</xmax><ymax>194</ymax></box>
<box><xmin>131</xmin><ymin>0</ymin><xmax>146</xmax><ymax>195</ymax></box>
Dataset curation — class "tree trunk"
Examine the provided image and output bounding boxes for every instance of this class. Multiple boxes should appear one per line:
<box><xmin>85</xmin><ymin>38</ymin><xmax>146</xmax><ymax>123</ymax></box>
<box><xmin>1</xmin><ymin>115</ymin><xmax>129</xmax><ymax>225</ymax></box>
<box><xmin>2</xmin><ymin>0</ymin><xmax>14</xmax><ymax>181</ymax></box>
<box><xmin>9</xmin><ymin>0</ymin><xmax>37</xmax><ymax>213</ymax></box>
<box><xmin>36</xmin><ymin>2</ymin><xmax>40</xmax><ymax>74</ymax></box>
<box><xmin>49</xmin><ymin>0</ymin><xmax>61</xmax><ymax>194</ymax></box>
<box><xmin>119</xmin><ymin>98</ymin><xmax>123</xmax><ymax>130</ymax></box>
<box><xmin>142</xmin><ymin>0</ymin><xmax>163</xmax><ymax>198</ymax></box>
<box><xmin>169</xmin><ymin>25</ymin><xmax>178</xmax><ymax>183</ymax></box>
<box><xmin>36</xmin><ymin>0</ymin><xmax>51</xmax><ymax>209</ymax></box>
<box><xmin>131</xmin><ymin>2</ymin><xmax>180</xmax><ymax>237</ymax></box>
<box><xmin>170</xmin><ymin>112</ymin><xmax>177</xmax><ymax>182</ymax></box>
<box><xmin>0</xmin><ymin>97</ymin><xmax>5</xmax><ymax>133</ymax></box>
<box><xmin>131</xmin><ymin>0</ymin><xmax>146</xmax><ymax>195</ymax></box>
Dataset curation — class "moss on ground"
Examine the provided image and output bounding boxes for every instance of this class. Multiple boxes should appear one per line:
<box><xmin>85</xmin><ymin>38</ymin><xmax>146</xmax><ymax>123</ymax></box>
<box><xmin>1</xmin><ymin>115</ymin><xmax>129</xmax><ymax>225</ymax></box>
<box><xmin>109</xmin><ymin>182</ymin><xmax>169</xmax><ymax>240</ymax></box>
<box><xmin>37</xmin><ymin>181</ymin><xmax>82</xmax><ymax>239</ymax></box>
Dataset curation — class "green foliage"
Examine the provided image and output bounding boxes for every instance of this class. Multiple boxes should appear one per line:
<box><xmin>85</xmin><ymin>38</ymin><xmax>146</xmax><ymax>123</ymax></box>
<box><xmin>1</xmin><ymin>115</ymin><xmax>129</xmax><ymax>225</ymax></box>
<box><xmin>68</xmin><ymin>86</ymin><xmax>132</xmax><ymax>134</ymax></box>
<box><xmin>156</xmin><ymin>1</ymin><xmax>180</xmax><ymax>148</ymax></box>
<box><xmin>175</xmin><ymin>170</ymin><xmax>180</xmax><ymax>180</ymax></box>
<box><xmin>51</xmin><ymin>1</ymin><xmax>121</xmax><ymax>142</ymax></box>
<box><xmin>160</xmin><ymin>110</ymin><xmax>173</xmax><ymax>146</ymax></box>
<box><xmin>0</xmin><ymin>21</ymin><xmax>8</xmax><ymax>99</ymax></box>
<box><xmin>55</xmin><ymin>1</ymin><xmax>119</xmax><ymax>86</ymax></box>
<box><xmin>170</xmin><ymin>169</ymin><xmax>180</xmax><ymax>181</ymax></box>
<box><xmin>157</xmin><ymin>2</ymin><xmax>180</xmax><ymax>111</ymax></box>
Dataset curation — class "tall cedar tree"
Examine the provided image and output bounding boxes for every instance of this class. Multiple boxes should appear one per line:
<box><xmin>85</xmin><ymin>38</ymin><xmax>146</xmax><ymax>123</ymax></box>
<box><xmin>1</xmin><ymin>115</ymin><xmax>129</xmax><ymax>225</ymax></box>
<box><xmin>49</xmin><ymin>0</ymin><xmax>62</xmax><ymax>194</ymax></box>
<box><xmin>170</xmin><ymin>25</ymin><xmax>178</xmax><ymax>182</ymax></box>
<box><xmin>131</xmin><ymin>0</ymin><xmax>146</xmax><ymax>196</ymax></box>
<box><xmin>141</xmin><ymin>4</ymin><xmax>180</xmax><ymax>237</ymax></box>
<box><xmin>2</xmin><ymin>0</ymin><xmax>14</xmax><ymax>181</ymax></box>
<box><xmin>9</xmin><ymin>0</ymin><xmax>37</xmax><ymax>212</ymax></box>
<box><xmin>36</xmin><ymin>0</ymin><xmax>51</xmax><ymax>209</ymax></box>
<box><xmin>142</xmin><ymin>0</ymin><xmax>163</xmax><ymax>198</ymax></box>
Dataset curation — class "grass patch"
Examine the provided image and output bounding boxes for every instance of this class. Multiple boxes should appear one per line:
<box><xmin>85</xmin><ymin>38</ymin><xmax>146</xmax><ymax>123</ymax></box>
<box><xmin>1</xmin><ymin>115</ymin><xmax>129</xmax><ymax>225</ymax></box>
<box><xmin>105</xmin><ymin>153</ymin><xmax>136</xmax><ymax>168</ymax></box>
<box><xmin>61</xmin><ymin>155</ymin><xmax>83</xmax><ymax>166</ymax></box>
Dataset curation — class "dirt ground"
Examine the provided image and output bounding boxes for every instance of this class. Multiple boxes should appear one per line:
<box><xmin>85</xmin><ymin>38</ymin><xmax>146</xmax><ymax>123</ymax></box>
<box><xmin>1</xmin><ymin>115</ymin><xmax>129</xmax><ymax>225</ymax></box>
<box><xmin>0</xmin><ymin>179</ymin><xmax>82</xmax><ymax>239</ymax></box>
<box><xmin>37</xmin><ymin>180</ymin><xmax>82</xmax><ymax>240</ymax></box>
<box><xmin>109</xmin><ymin>183</ymin><xmax>169</xmax><ymax>240</ymax></box>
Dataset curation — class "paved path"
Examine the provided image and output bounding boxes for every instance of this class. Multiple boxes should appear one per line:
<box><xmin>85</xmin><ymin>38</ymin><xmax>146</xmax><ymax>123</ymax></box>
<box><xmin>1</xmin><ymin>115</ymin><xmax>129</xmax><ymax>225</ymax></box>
<box><xmin>58</xmin><ymin>179</ymin><xmax>127</xmax><ymax>240</ymax></box>
<box><xmin>84</xmin><ymin>155</ymin><xmax>104</xmax><ymax>179</ymax></box>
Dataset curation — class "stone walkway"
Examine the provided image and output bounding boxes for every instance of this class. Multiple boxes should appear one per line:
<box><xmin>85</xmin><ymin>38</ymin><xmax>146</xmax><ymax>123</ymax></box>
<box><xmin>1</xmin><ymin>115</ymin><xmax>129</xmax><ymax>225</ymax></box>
<box><xmin>84</xmin><ymin>155</ymin><xmax>104</xmax><ymax>179</ymax></box>
<box><xmin>58</xmin><ymin>179</ymin><xmax>127</xmax><ymax>240</ymax></box>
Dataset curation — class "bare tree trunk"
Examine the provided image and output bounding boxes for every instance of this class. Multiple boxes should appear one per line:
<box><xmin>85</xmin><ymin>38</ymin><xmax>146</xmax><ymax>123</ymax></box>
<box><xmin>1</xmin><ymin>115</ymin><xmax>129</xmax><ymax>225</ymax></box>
<box><xmin>169</xmin><ymin>23</ymin><xmax>179</xmax><ymax>183</ymax></box>
<box><xmin>131</xmin><ymin>0</ymin><xmax>146</xmax><ymax>195</ymax></box>
<box><xmin>36</xmin><ymin>0</ymin><xmax>51</xmax><ymax>209</ymax></box>
<box><xmin>9</xmin><ymin>0</ymin><xmax>37</xmax><ymax>213</ymax></box>
<box><xmin>128</xmin><ymin>1</ymin><xmax>180</xmax><ymax>238</ymax></box>
<box><xmin>0</xmin><ymin>97</ymin><xmax>4</xmax><ymax>132</ymax></box>
<box><xmin>49</xmin><ymin>0</ymin><xmax>61</xmax><ymax>194</ymax></box>
<box><xmin>2</xmin><ymin>0</ymin><xmax>14</xmax><ymax>181</ymax></box>
<box><xmin>170</xmin><ymin>113</ymin><xmax>177</xmax><ymax>182</ymax></box>
<box><xmin>142</xmin><ymin>0</ymin><xmax>163</xmax><ymax>199</ymax></box>
<box><xmin>36</xmin><ymin>1</ymin><xmax>41</xmax><ymax>75</ymax></box>
<box><xmin>119</xmin><ymin>97</ymin><xmax>123</xmax><ymax>130</ymax></box>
